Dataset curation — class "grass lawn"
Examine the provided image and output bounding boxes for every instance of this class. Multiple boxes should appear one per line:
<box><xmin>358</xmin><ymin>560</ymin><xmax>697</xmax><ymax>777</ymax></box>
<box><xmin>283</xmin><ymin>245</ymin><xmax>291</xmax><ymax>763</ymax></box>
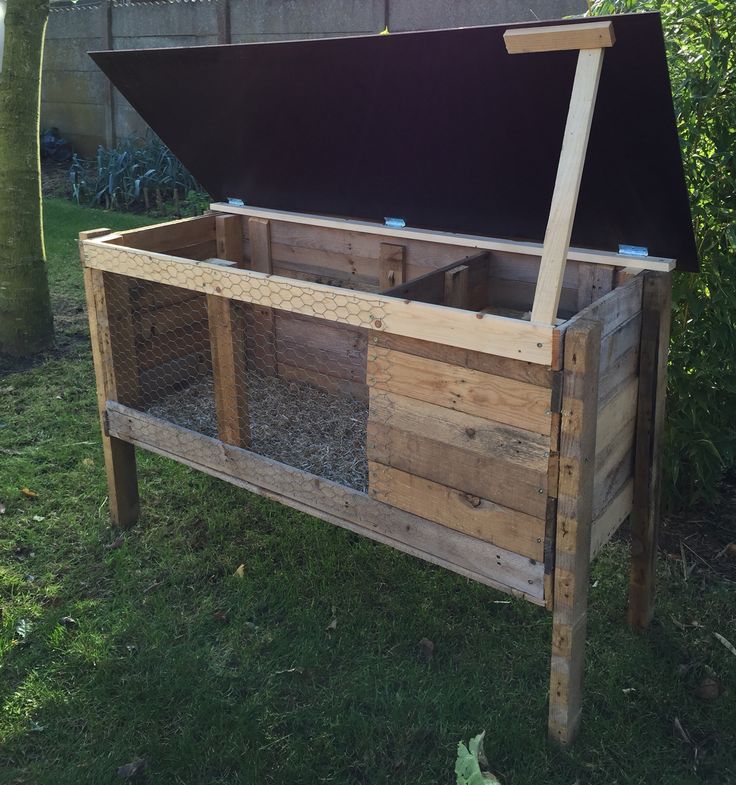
<box><xmin>0</xmin><ymin>199</ymin><xmax>734</xmax><ymax>784</ymax></box>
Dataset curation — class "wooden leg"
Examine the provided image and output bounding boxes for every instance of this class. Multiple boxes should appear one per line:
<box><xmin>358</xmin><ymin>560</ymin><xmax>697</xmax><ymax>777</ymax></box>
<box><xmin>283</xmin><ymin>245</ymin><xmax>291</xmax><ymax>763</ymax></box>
<box><xmin>628</xmin><ymin>272</ymin><xmax>672</xmax><ymax>629</ymax></box>
<box><xmin>548</xmin><ymin>320</ymin><xmax>601</xmax><ymax>746</ymax></box>
<box><xmin>102</xmin><ymin>435</ymin><xmax>139</xmax><ymax>527</ymax></box>
<box><xmin>81</xmin><ymin>257</ymin><xmax>141</xmax><ymax>528</ymax></box>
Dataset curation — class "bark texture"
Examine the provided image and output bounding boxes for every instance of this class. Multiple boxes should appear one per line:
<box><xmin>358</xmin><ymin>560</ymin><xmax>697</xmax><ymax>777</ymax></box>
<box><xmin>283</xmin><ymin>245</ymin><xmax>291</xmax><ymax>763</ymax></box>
<box><xmin>0</xmin><ymin>0</ymin><xmax>54</xmax><ymax>357</ymax></box>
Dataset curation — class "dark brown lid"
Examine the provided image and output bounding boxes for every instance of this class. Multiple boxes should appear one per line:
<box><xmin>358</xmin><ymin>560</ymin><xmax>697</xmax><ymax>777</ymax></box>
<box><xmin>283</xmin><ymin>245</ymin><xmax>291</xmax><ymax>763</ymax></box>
<box><xmin>90</xmin><ymin>12</ymin><xmax>698</xmax><ymax>271</ymax></box>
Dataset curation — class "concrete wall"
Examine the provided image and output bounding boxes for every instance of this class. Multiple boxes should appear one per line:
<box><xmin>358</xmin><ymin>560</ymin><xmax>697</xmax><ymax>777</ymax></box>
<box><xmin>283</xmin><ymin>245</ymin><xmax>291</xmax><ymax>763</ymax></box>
<box><xmin>43</xmin><ymin>0</ymin><xmax>587</xmax><ymax>157</ymax></box>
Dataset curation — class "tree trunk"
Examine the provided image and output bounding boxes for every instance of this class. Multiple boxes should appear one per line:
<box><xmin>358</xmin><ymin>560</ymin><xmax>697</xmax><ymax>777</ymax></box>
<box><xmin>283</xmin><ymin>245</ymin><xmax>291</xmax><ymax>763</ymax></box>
<box><xmin>0</xmin><ymin>0</ymin><xmax>54</xmax><ymax>357</ymax></box>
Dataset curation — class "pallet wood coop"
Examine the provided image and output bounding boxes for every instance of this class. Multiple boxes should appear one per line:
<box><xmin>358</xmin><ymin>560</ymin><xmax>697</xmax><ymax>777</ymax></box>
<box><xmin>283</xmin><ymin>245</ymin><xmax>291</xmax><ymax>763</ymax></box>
<box><xmin>83</xmin><ymin>14</ymin><xmax>697</xmax><ymax>745</ymax></box>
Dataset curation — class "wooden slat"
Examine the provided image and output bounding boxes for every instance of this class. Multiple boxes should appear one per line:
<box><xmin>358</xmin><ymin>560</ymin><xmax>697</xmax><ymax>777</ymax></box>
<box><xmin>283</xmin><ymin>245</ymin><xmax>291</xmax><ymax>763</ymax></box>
<box><xmin>105</xmin><ymin>401</ymin><xmax>545</xmax><ymax>603</ymax></box>
<box><xmin>81</xmin><ymin>242</ymin><xmax>556</xmax><ymax>364</ymax></box>
<box><xmin>81</xmin><ymin>265</ymin><xmax>139</xmax><ymax>527</ymax></box>
<box><xmin>577</xmin><ymin>263</ymin><xmax>615</xmax><ymax>310</ymax></box>
<box><xmin>378</xmin><ymin>243</ymin><xmax>406</xmax><ymax>290</ymax></box>
<box><xmin>531</xmin><ymin>47</ymin><xmax>606</xmax><ymax>324</ymax></box>
<box><xmin>593</xmin><ymin>417</ymin><xmax>636</xmax><ymax>520</ymax></box>
<box><xmin>566</xmin><ymin>272</ymin><xmax>643</xmax><ymax>338</ymax></box>
<box><xmin>370</xmin><ymin>332</ymin><xmax>553</xmax><ymax>388</ymax></box>
<box><xmin>214</xmin><ymin>203</ymin><xmax>675</xmax><ymax>273</ymax></box>
<box><xmin>368</xmin><ymin>461</ymin><xmax>545</xmax><ymax>561</ymax></box>
<box><xmin>368</xmin><ymin>347</ymin><xmax>551</xmax><ymax>434</ymax></box>
<box><xmin>504</xmin><ymin>21</ymin><xmax>615</xmax><ymax>54</ymax></box>
<box><xmin>246</xmin><ymin>217</ymin><xmax>278</xmax><ymax>376</ymax></box>
<box><xmin>595</xmin><ymin>376</ymin><xmax>638</xmax><ymax>456</ymax></box>
<box><xmin>629</xmin><ymin>272</ymin><xmax>672</xmax><ymax>629</ymax></box>
<box><xmin>367</xmin><ymin>422</ymin><xmax>547</xmax><ymax>519</ymax></box>
<box><xmin>487</xmin><ymin>277</ymin><xmax>578</xmax><ymax>318</ymax></box>
<box><xmin>216</xmin><ymin>214</ymin><xmax>244</xmax><ymax>267</ymax></box>
<box><xmin>115</xmin><ymin>215</ymin><xmax>216</xmax><ymax>252</ymax></box>
<box><xmin>369</xmin><ymin>389</ymin><xmax>549</xmax><ymax>471</ymax></box>
<box><xmin>548</xmin><ymin>319</ymin><xmax>601</xmax><ymax>746</ymax></box>
<box><xmin>590</xmin><ymin>480</ymin><xmax>633</xmax><ymax>560</ymax></box>
<box><xmin>598</xmin><ymin>314</ymin><xmax>641</xmax><ymax>405</ymax></box>
<box><xmin>444</xmin><ymin>264</ymin><xmax>470</xmax><ymax>309</ymax></box>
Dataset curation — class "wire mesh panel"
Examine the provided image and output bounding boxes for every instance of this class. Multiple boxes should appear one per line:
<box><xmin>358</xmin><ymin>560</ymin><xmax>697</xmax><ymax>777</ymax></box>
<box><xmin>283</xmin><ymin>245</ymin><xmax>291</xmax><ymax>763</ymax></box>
<box><xmin>104</xmin><ymin>272</ymin><xmax>370</xmax><ymax>493</ymax></box>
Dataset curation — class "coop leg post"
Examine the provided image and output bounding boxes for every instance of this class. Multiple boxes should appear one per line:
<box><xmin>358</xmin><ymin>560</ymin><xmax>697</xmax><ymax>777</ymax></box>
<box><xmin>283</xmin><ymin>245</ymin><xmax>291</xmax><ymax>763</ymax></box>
<box><xmin>81</xmin><ymin>258</ymin><xmax>140</xmax><ymax>527</ymax></box>
<box><xmin>628</xmin><ymin>272</ymin><xmax>672</xmax><ymax>630</ymax></box>
<box><xmin>548</xmin><ymin>320</ymin><xmax>601</xmax><ymax>746</ymax></box>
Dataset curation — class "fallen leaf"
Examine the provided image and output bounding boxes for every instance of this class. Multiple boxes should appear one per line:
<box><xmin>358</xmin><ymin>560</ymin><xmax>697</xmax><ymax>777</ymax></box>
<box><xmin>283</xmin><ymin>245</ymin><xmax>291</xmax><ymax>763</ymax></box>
<box><xmin>0</xmin><ymin>502</ymin><xmax>5</xmax><ymax>514</ymax></box>
<box><xmin>29</xmin><ymin>721</ymin><xmax>46</xmax><ymax>732</ymax></box>
<box><xmin>15</xmin><ymin>619</ymin><xmax>32</xmax><ymax>639</ymax></box>
<box><xmin>714</xmin><ymin>632</ymin><xmax>736</xmax><ymax>658</ymax></box>
<box><xmin>82</xmin><ymin>458</ymin><xmax>94</xmax><ymax>468</ymax></box>
<box><xmin>326</xmin><ymin>616</ymin><xmax>337</xmax><ymax>631</ymax></box>
<box><xmin>117</xmin><ymin>758</ymin><xmax>146</xmax><ymax>779</ymax></box>
<box><xmin>213</xmin><ymin>611</ymin><xmax>228</xmax><ymax>623</ymax></box>
<box><xmin>21</xmin><ymin>487</ymin><xmax>38</xmax><ymax>499</ymax></box>
<box><xmin>694</xmin><ymin>677</ymin><xmax>724</xmax><ymax>701</ymax></box>
<box><xmin>418</xmin><ymin>637</ymin><xmax>435</xmax><ymax>663</ymax></box>
<box><xmin>32</xmin><ymin>515</ymin><xmax>45</xmax><ymax>522</ymax></box>
<box><xmin>673</xmin><ymin>716</ymin><xmax>692</xmax><ymax>745</ymax></box>
<box><xmin>60</xmin><ymin>616</ymin><xmax>77</xmax><ymax>628</ymax></box>
<box><xmin>725</xmin><ymin>543</ymin><xmax>736</xmax><ymax>560</ymax></box>
<box><xmin>0</xmin><ymin>385</ymin><xmax>14</xmax><ymax>393</ymax></box>
<box><xmin>233</xmin><ymin>564</ymin><xmax>246</xmax><ymax>578</ymax></box>
<box><xmin>104</xmin><ymin>535</ymin><xmax>124</xmax><ymax>551</ymax></box>
<box><xmin>273</xmin><ymin>666</ymin><xmax>304</xmax><ymax>676</ymax></box>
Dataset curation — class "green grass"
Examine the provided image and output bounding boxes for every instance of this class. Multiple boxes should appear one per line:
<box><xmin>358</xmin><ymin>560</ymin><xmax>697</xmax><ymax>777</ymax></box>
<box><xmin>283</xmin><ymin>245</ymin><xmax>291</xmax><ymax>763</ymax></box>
<box><xmin>0</xmin><ymin>199</ymin><xmax>734</xmax><ymax>784</ymax></box>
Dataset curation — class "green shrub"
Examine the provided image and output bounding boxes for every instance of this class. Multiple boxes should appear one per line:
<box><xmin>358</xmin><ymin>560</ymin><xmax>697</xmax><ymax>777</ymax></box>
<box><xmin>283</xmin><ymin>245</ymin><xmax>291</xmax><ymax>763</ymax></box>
<box><xmin>69</xmin><ymin>133</ymin><xmax>207</xmax><ymax>214</ymax></box>
<box><xmin>590</xmin><ymin>0</ymin><xmax>736</xmax><ymax>508</ymax></box>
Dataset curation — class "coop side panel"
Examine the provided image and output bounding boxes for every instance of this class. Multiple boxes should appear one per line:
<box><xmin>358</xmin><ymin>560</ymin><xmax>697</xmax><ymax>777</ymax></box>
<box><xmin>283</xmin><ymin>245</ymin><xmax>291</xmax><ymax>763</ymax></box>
<box><xmin>590</xmin><ymin>282</ymin><xmax>644</xmax><ymax>557</ymax></box>
<box><xmin>366</xmin><ymin>336</ymin><xmax>552</xmax><ymax>568</ymax></box>
<box><xmin>243</xmin><ymin>218</ymin><xmax>484</xmax><ymax>291</ymax></box>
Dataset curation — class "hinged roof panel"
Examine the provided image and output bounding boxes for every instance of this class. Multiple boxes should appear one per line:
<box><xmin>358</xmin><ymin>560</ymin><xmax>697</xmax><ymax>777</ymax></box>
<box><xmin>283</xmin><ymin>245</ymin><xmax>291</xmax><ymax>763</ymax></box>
<box><xmin>90</xmin><ymin>12</ymin><xmax>698</xmax><ymax>271</ymax></box>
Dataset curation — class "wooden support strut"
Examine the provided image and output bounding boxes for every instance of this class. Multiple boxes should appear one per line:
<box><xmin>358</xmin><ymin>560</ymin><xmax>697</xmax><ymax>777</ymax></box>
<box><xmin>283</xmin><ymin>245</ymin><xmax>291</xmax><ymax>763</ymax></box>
<box><xmin>628</xmin><ymin>272</ymin><xmax>672</xmax><ymax>629</ymax></box>
<box><xmin>504</xmin><ymin>21</ymin><xmax>615</xmax><ymax>326</ymax></box>
<box><xmin>207</xmin><ymin>219</ymin><xmax>250</xmax><ymax>446</ymax></box>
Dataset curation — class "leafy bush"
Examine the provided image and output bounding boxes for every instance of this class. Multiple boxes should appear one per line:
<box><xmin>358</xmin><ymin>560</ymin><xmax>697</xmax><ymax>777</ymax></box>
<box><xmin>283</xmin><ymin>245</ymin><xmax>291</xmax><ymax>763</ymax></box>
<box><xmin>69</xmin><ymin>133</ymin><xmax>208</xmax><ymax>215</ymax></box>
<box><xmin>590</xmin><ymin>0</ymin><xmax>736</xmax><ymax>507</ymax></box>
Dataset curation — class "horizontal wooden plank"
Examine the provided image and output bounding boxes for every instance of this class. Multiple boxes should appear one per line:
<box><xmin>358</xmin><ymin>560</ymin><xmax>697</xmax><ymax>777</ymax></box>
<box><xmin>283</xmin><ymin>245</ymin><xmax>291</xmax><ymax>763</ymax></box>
<box><xmin>137</xmin><ymin>320</ymin><xmax>210</xmax><ymax>371</ymax></box>
<box><xmin>116</xmin><ymin>215</ymin><xmax>216</xmax><ymax>253</ymax></box>
<box><xmin>368</xmin><ymin>347</ymin><xmax>551</xmax><ymax>434</ymax></box>
<box><xmin>566</xmin><ymin>273</ymin><xmax>644</xmax><ymax>338</ymax></box>
<box><xmin>369</xmin><ymin>389</ymin><xmax>549</xmax><ymax>472</ymax></box>
<box><xmin>590</xmin><ymin>479</ymin><xmax>633</xmax><ymax>560</ymax></box>
<box><xmin>487</xmin><ymin>277</ymin><xmax>578</xmax><ymax>318</ymax></box>
<box><xmin>370</xmin><ymin>332</ymin><xmax>553</xmax><ymax>387</ymax></box>
<box><xmin>81</xmin><ymin>242</ymin><xmax>555</xmax><ymax>364</ymax></box>
<box><xmin>367</xmin><ymin>421</ymin><xmax>548</xmax><ymax>518</ymax></box>
<box><xmin>504</xmin><ymin>21</ymin><xmax>615</xmax><ymax>54</ymax></box>
<box><xmin>138</xmin><ymin>296</ymin><xmax>208</xmax><ymax>341</ymax></box>
<box><xmin>596</xmin><ymin>375</ymin><xmax>639</xmax><ymax>453</ymax></box>
<box><xmin>105</xmin><ymin>401</ymin><xmax>545</xmax><ymax>603</ymax></box>
<box><xmin>593</xmin><ymin>434</ymin><xmax>635</xmax><ymax>521</ymax></box>
<box><xmin>214</xmin><ymin>203</ymin><xmax>675</xmax><ymax>272</ymax></box>
<box><xmin>369</xmin><ymin>462</ymin><xmax>545</xmax><ymax>561</ymax></box>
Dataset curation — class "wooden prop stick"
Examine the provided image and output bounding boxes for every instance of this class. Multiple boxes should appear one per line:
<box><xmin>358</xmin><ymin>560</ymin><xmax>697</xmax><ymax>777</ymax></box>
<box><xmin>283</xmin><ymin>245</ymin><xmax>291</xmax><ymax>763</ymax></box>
<box><xmin>504</xmin><ymin>22</ymin><xmax>614</xmax><ymax>325</ymax></box>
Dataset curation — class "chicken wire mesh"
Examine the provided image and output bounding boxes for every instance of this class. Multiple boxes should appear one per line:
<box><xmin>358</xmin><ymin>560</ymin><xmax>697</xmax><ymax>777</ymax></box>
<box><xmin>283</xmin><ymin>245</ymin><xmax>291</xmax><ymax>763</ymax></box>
<box><xmin>103</xmin><ymin>273</ymin><xmax>371</xmax><ymax>492</ymax></box>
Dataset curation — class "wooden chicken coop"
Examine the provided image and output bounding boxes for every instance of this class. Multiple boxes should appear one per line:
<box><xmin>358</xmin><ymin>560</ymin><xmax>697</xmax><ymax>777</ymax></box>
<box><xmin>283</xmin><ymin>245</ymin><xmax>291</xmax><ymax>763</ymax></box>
<box><xmin>81</xmin><ymin>14</ymin><xmax>697</xmax><ymax>745</ymax></box>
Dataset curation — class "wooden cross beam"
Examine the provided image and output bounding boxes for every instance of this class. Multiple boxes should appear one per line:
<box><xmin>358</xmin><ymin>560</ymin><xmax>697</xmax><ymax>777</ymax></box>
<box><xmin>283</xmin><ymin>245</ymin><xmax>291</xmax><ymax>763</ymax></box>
<box><xmin>504</xmin><ymin>21</ymin><xmax>616</xmax><ymax>325</ymax></box>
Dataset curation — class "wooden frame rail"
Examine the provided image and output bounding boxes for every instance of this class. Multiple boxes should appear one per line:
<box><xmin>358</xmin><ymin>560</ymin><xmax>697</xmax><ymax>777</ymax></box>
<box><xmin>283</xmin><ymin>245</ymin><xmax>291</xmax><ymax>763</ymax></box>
<box><xmin>79</xmin><ymin>239</ymin><xmax>558</xmax><ymax>365</ymax></box>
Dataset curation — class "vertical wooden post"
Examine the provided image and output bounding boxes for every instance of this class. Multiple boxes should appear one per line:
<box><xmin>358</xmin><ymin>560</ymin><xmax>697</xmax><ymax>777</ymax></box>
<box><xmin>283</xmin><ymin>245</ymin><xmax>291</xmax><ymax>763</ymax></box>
<box><xmin>443</xmin><ymin>264</ymin><xmax>470</xmax><ymax>308</ymax></box>
<box><xmin>207</xmin><ymin>218</ymin><xmax>250</xmax><ymax>446</ymax></box>
<box><xmin>248</xmin><ymin>217</ymin><xmax>278</xmax><ymax>376</ymax></box>
<box><xmin>81</xmin><ymin>237</ymin><xmax>139</xmax><ymax>527</ymax></box>
<box><xmin>548</xmin><ymin>319</ymin><xmax>601</xmax><ymax>746</ymax></box>
<box><xmin>628</xmin><ymin>272</ymin><xmax>672</xmax><ymax>629</ymax></box>
<box><xmin>378</xmin><ymin>243</ymin><xmax>406</xmax><ymax>291</ymax></box>
<box><xmin>216</xmin><ymin>214</ymin><xmax>244</xmax><ymax>267</ymax></box>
